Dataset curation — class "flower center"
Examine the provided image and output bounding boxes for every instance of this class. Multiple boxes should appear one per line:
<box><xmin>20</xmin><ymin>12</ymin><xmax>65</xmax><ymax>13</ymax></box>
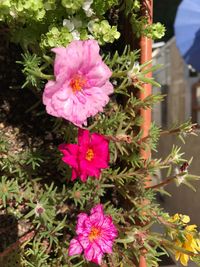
<box><xmin>85</xmin><ymin>148</ymin><xmax>94</xmax><ymax>161</ymax></box>
<box><xmin>70</xmin><ymin>75</ymin><xmax>86</xmax><ymax>93</ymax></box>
<box><xmin>89</xmin><ymin>227</ymin><xmax>101</xmax><ymax>242</ymax></box>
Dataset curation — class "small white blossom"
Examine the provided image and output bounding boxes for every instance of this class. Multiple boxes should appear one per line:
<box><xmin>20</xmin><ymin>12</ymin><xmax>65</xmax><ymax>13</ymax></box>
<box><xmin>176</xmin><ymin>175</ymin><xmax>186</xmax><ymax>186</ymax></box>
<box><xmin>82</xmin><ymin>0</ymin><xmax>93</xmax><ymax>10</ymax></box>
<box><xmin>71</xmin><ymin>30</ymin><xmax>80</xmax><ymax>40</ymax></box>
<box><xmin>87</xmin><ymin>20</ymin><xmax>95</xmax><ymax>33</ymax></box>
<box><xmin>174</xmin><ymin>167</ymin><xmax>187</xmax><ymax>186</ymax></box>
<box><xmin>127</xmin><ymin>62</ymin><xmax>140</xmax><ymax>82</ymax></box>
<box><xmin>87</xmin><ymin>34</ymin><xmax>95</xmax><ymax>40</ymax></box>
<box><xmin>82</xmin><ymin>0</ymin><xmax>94</xmax><ymax>17</ymax></box>
<box><xmin>63</xmin><ymin>19</ymin><xmax>74</xmax><ymax>32</ymax></box>
<box><xmin>63</xmin><ymin>19</ymin><xmax>81</xmax><ymax>40</ymax></box>
<box><xmin>85</xmin><ymin>8</ymin><xmax>94</xmax><ymax>17</ymax></box>
<box><xmin>10</xmin><ymin>10</ymin><xmax>17</xmax><ymax>18</ymax></box>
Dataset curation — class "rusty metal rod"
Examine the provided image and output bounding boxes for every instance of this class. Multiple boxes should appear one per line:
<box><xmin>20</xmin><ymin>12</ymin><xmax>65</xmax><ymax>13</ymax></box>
<box><xmin>139</xmin><ymin>0</ymin><xmax>153</xmax><ymax>266</ymax></box>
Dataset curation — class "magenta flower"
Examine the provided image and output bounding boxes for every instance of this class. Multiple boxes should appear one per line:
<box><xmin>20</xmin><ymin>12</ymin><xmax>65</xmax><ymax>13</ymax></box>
<box><xmin>68</xmin><ymin>204</ymin><xmax>118</xmax><ymax>265</ymax></box>
<box><xmin>58</xmin><ymin>129</ymin><xmax>109</xmax><ymax>182</ymax></box>
<box><xmin>43</xmin><ymin>40</ymin><xmax>113</xmax><ymax>127</ymax></box>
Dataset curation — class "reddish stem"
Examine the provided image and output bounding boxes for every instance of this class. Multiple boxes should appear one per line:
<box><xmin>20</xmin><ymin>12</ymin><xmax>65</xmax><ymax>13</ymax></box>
<box><xmin>139</xmin><ymin>255</ymin><xmax>147</xmax><ymax>267</ymax></box>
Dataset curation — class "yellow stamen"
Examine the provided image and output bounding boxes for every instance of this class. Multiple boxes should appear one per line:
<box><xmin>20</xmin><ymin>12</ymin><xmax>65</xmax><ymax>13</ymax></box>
<box><xmin>89</xmin><ymin>227</ymin><xmax>101</xmax><ymax>242</ymax></box>
<box><xmin>85</xmin><ymin>148</ymin><xmax>94</xmax><ymax>161</ymax></box>
<box><xmin>70</xmin><ymin>75</ymin><xmax>86</xmax><ymax>93</ymax></box>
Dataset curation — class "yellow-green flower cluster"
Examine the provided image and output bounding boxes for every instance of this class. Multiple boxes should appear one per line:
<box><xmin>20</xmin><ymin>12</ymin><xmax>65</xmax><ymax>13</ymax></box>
<box><xmin>89</xmin><ymin>20</ymin><xmax>120</xmax><ymax>45</ymax></box>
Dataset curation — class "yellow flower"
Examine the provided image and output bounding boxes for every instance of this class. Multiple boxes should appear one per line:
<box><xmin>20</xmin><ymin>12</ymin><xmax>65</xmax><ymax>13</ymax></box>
<box><xmin>181</xmin><ymin>215</ymin><xmax>190</xmax><ymax>224</ymax></box>
<box><xmin>186</xmin><ymin>225</ymin><xmax>197</xmax><ymax>231</ymax></box>
<box><xmin>168</xmin><ymin>214</ymin><xmax>200</xmax><ymax>266</ymax></box>
<box><xmin>174</xmin><ymin>229</ymin><xmax>200</xmax><ymax>266</ymax></box>
<box><xmin>168</xmin><ymin>213</ymin><xmax>180</xmax><ymax>223</ymax></box>
<box><xmin>169</xmin><ymin>213</ymin><xmax>190</xmax><ymax>224</ymax></box>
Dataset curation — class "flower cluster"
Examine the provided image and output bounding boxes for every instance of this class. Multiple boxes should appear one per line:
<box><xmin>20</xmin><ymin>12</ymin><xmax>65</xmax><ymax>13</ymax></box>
<box><xmin>68</xmin><ymin>204</ymin><xmax>118</xmax><ymax>265</ymax></box>
<box><xmin>168</xmin><ymin>214</ymin><xmax>200</xmax><ymax>266</ymax></box>
<box><xmin>174</xmin><ymin>224</ymin><xmax>200</xmax><ymax>266</ymax></box>
<box><xmin>42</xmin><ymin>40</ymin><xmax>117</xmax><ymax>265</ymax></box>
<box><xmin>59</xmin><ymin>128</ymin><xmax>109</xmax><ymax>182</ymax></box>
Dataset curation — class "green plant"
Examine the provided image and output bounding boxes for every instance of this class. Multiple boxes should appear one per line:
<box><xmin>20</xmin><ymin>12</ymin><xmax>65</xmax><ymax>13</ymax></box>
<box><xmin>0</xmin><ymin>1</ymin><xmax>199</xmax><ymax>267</ymax></box>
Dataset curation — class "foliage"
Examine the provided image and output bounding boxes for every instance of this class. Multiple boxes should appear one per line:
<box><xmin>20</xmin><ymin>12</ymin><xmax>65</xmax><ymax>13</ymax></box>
<box><xmin>0</xmin><ymin>1</ymin><xmax>199</xmax><ymax>267</ymax></box>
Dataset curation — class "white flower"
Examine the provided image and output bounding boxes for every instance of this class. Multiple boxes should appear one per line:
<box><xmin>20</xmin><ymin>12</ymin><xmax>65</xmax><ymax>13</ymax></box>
<box><xmin>174</xmin><ymin>167</ymin><xmax>187</xmax><ymax>186</ymax></box>
<box><xmin>127</xmin><ymin>62</ymin><xmax>140</xmax><ymax>82</ymax></box>
<box><xmin>10</xmin><ymin>10</ymin><xmax>17</xmax><ymax>18</ymax></box>
<box><xmin>87</xmin><ymin>34</ymin><xmax>95</xmax><ymax>40</ymax></box>
<box><xmin>71</xmin><ymin>30</ymin><xmax>80</xmax><ymax>40</ymax></box>
<box><xmin>63</xmin><ymin>19</ymin><xmax>81</xmax><ymax>40</ymax></box>
<box><xmin>176</xmin><ymin>175</ymin><xmax>186</xmax><ymax>186</ymax></box>
<box><xmin>63</xmin><ymin>19</ymin><xmax>74</xmax><ymax>32</ymax></box>
<box><xmin>82</xmin><ymin>0</ymin><xmax>94</xmax><ymax>17</ymax></box>
<box><xmin>82</xmin><ymin>0</ymin><xmax>93</xmax><ymax>10</ymax></box>
<box><xmin>87</xmin><ymin>20</ymin><xmax>95</xmax><ymax>33</ymax></box>
<box><xmin>85</xmin><ymin>8</ymin><xmax>94</xmax><ymax>17</ymax></box>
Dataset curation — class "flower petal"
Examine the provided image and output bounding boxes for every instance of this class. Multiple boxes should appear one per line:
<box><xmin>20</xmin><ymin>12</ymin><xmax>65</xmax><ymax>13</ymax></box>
<box><xmin>78</xmin><ymin>129</ymin><xmax>90</xmax><ymax>146</ymax></box>
<box><xmin>76</xmin><ymin>213</ymin><xmax>90</xmax><ymax>234</ymax></box>
<box><xmin>84</xmin><ymin>243</ymin><xmax>103</xmax><ymax>265</ymax></box>
<box><xmin>86</xmin><ymin>63</ymin><xmax>112</xmax><ymax>87</ymax></box>
<box><xmin>78</xmin><ymin>234</ymin><xmax>90</xmax><ymax>249</ymax></box>
<box><xmin>90</xmin><ymin>204</ymin><xmax>104</xmax><ymax>215</ymax></box>
<box><xmin>95</xmin><ymin>238</ymin><xmax>113</xmax><ymax>253</ymax></box>
<box><xmin>68</xmin><ymin>238</ymin><xmax>83</xmax><ymax>256</ymax></box>
<box><xmin>58</xmin><ymin>144</ymin><xmax>79</xmax><ymax>169</ymax></box>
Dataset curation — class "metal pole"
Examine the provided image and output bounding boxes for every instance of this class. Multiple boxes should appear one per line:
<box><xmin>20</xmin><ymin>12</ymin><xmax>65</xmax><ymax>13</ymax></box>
<box><xmin>140</xmin><ymin>0</ymin><xmax>153</xmax><ymax>160</ymax></box>
<box><xmin>139</xmin><ymin>255</ymin><xmax>147</xmax><ymax>267</ymax></box>
<box><xmin>139</xmin><ymin>1</ymin><xmax>153</xmax><ymax>266</ymax></box>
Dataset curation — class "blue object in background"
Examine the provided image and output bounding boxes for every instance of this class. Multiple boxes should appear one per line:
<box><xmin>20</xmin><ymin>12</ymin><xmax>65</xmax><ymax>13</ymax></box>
<box><xmin>174</xmin><ymin>0</ymin><xmax>200</xmax><ymax>71</ymax></box>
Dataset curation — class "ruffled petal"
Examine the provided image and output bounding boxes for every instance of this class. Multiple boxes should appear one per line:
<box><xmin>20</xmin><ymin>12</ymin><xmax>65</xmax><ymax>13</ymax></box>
<box><xmin>68</xmin><ymin>238</ymin><xmax>83</xmax><ymax>256</ymax></box>
<box><xmin>95</xmin><ymin>238</ymin><xmax>113</xmax><ymax>253</ymax></box>
<box><xmin>90</xmin><ymin>204</ymin><xmax>104</xmax><ymax>215</ymax></box>
<box><xmin>79</xmin><ymin>172</ymin><xmax>89</xmax><ymax>182</ymax></box>
<box><xmin>89</xmin><ymin>210</ymin><xmax>104</xmax><ymax>227</ymax></box>
<box><xmin>71</xmin><ymin>169</ymin><xmax>79</xmax><ymax>181</ymax></box>
<box><xmin>86</xmin><ymin>63</ymin><xmax>112</xmax><ymax>87</ymax></box>
<box><xmin>58</xmin><ymin>144</ymin><xmax>79</xmax><ymax>169</ymax></box>
<box><xmin>76</xmin><ymin>213</ymin><xmax>90</xmax><ymax>234</ymax></box>
<box><xmin>84</xmin><ymin>243</ymin><xmax>103</xmax><ymax>265</ymax></box>
<box><xmin>52</xmin><ymin>44</ymin><xmax>81</xmax><ymax>77</ymax></box>
<box><xmin>81</xmin><ymin>40</ymin><xmax>101</xmax><ymax>71</ymax></box>
<box><xmin>78</xmin><ymin>234</ymin><xmax>90</xmax><ymax>249</ymax></box>
<box><xmin>78</xmin><ymin>129</ymin><xmax>90</xmax><ymax>146</ymax></box>
<box><xmin>79</xmin><ymin>159</ymin><xmax>101</xmax><ymax>179</ymax></box>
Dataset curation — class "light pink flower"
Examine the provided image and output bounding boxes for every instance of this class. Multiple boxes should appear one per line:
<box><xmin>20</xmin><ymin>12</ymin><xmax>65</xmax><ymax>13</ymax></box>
<box><xmin>68</xmin><ymin>204</ymin><xmax>118</xmax><ymax>265</ymax></box>
<box><xmin>58</xmin><ymin>129</ymin><xmax>109</xmax><ymax>182</ymax></box>
<box><xmin>43</xmin><ymin>40</ymin><xmax>113</xmax><ymax>127</ymax></box>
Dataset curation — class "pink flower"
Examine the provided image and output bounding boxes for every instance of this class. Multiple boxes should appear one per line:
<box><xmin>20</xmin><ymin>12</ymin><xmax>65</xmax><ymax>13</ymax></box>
<box><xmin>43</xmin><ymin>40</ymin><xmax>113</xmax><ymax>127</ymax></box>
<box><xmin>68</xmin><ymin>204</ymin><xmax>118</xmax><ymax>265</ymax></box>
<box><xmin>58</xmin><ymin>129</ymin><xmax>109</xmax><ymax>182</ymax></box>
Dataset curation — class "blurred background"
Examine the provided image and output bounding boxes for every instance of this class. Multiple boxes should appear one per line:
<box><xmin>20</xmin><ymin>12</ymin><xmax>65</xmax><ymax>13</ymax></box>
<box><xmin>153</xmin><ymin>1</ymin><xmax>200</xmax><ymax>266</ymax></box>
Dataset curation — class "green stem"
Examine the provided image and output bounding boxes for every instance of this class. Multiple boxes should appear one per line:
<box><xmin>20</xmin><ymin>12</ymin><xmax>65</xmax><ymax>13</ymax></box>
<box><xmin>112</xmin><ymin>70</ymin><xmax>128</xmax><ymax>78</ymax></box>
<box><xmin>27</xmin><ymin>69</ymin><xmax>54</xmax><ymax>80</ymax></box>
<box><xmin>146</xmin><ymin>175</ymin><xmax>177</xmax><ymax>189</ymax></box>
